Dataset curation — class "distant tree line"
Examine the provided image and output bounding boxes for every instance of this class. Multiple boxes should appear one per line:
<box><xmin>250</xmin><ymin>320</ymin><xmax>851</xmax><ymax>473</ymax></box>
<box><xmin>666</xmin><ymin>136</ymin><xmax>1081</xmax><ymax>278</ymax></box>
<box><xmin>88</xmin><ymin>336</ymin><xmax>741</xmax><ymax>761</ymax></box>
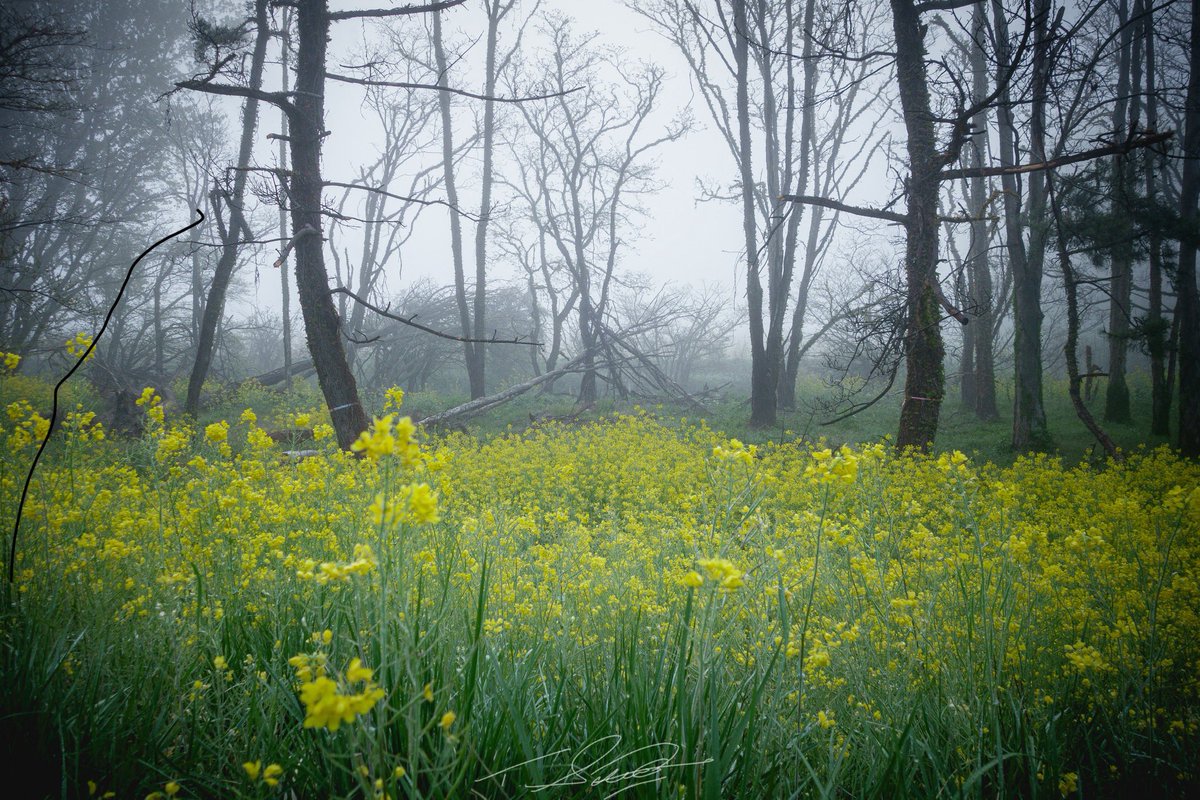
<box><xmin>1</xmin><ymin>0</ymin><xmax>1198</xmax><ymax>457</ymax></box>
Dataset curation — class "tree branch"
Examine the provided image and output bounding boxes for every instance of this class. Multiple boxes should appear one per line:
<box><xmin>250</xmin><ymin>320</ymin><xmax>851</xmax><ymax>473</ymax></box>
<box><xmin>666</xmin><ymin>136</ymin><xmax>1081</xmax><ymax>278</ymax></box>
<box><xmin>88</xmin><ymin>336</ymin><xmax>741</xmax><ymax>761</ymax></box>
<box><xmin>930</xmin><ymin>277</ymin><xmax>969</xmax><ymax>325</ymax></box>
<box><xmin>331</xmin><ymin>287</ymin><xmax>541</xmax><ymax>346</ymax></box>
<box><xmin>273</xmin><ymin>225</ymin><xmax>320</xmax><ymax>268</ymax></box>
<box><xmin>914</xmin><ymin>0</ymin><xmax>979</xmax><ymax>13</ymax></box>
<box><xmin>939</xmin><ymin>131</ymin><xmax>1174</xmax><ymax>181</ymax></box>
<box><xmin>780</xmin><ymin>194</ymin><xmax>907</xmax><ymax>225</ymax></box>
<box><xmin>325</xmin><ymin>71</ymin><xmax>579</xmax><ymax>104</ymax></box>
<box><xmin>328</xmin><ymin>0</ymin><xmax>465</xmax><ymax>21</ymax></box>
<box><xmin>323</xmin><ymin>180</ymin><xmax>482</xmax><ymax>221</ymax></box>
<box><xmin>417</xmin><ymin>354</ymin><xmax>589</xmax><ymax>427</ymax></box>
<box><xmin>174</xmin><ymin>79</ymin><xmax>294</xmax><ymax>111</ymax></box>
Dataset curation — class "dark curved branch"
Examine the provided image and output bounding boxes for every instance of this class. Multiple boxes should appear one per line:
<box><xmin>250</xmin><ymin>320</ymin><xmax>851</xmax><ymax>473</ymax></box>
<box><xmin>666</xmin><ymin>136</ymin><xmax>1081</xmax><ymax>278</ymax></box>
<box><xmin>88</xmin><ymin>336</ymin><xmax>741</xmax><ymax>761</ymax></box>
<box><xmin>939</xmin><ymin>131</ymin><xmax>1174</xmax><ymax>181</ymax></box>
<box><xmin>780</xmin><ymin>194</ymin><xmax>907</xmax><ymax>225</ymax></box>
<box><xmin>331</xmin><ymin>287</ymin><xmax>541</xmax><ymax>346</ymax></box>
<box><xmin>174</xmin><ymin>79</ymin><xmax>295</xmax><ymax>112</ymax></box>
<box><xmin>324</xmin><ymin>180</ymin><xmax>482</xmax><ymax>221</ymax></box>
<box><xmin>7</xmin><ymin>210</ymin><xmax>206</xmax><ymax>589</ymax></box>
<box><xmin>328</xmin><ymin>0</ymin><xmax>465</xmax><ymax>21</ymax></box>
<box><xmin>325</xmin><ymin>71</ymin><xmax>580</xmax><ymax>104</ymax></box>
<box><xmin>820</xmin><ymin>364</ymin><xmax>900</xmax><ymax>426</ymax></box>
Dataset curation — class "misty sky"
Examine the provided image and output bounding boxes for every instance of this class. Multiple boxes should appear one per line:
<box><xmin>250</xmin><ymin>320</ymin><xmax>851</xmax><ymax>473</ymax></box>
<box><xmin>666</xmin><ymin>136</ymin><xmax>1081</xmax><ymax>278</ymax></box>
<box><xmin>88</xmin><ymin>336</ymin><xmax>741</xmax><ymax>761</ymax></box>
<box><xmin>221</xmin><ymin>0</ymin><xmax>889</xmax><ymax>323</ymax></box>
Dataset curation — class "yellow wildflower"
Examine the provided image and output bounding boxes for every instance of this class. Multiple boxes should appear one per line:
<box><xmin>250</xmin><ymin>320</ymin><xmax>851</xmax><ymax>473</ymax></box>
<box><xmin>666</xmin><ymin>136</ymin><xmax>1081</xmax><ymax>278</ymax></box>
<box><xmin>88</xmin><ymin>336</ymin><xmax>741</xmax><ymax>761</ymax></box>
<box><xmin>66</xmin><ymin>332</ymin><xmax>95</xmax><ymax>360</ymax></box>
<box><xmin>263</xmin><ymin>764</ymin><xmax>283</xmax><ymax>787</ymax></box>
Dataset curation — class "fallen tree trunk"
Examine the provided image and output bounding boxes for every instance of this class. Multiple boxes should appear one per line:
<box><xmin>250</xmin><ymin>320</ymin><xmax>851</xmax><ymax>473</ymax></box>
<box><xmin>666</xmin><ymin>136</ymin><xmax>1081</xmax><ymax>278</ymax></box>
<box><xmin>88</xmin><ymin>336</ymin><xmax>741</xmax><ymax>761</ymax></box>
<box><xmin>419</xmin><ymin>356</ymin><xmax>587</xmax><ymax>427</ymax></box>
<box><xmin>238</xmin><ymin>359</ymin><xmax>315</xmax><ymax>389</ymax></box>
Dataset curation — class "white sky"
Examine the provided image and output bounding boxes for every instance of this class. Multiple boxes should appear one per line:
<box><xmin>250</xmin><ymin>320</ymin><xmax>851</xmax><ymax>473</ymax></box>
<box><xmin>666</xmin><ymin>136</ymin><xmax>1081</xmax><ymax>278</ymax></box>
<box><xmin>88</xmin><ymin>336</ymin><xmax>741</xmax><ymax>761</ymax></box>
<box><xmin>222</xmin><ymin>0</ymin><xmax>906</xmax><ymax>342</ymax></box>
<box><xmin>238</xmin><ymin>0</ymin><xmax>773</xmax><ymax>317</ymax></box>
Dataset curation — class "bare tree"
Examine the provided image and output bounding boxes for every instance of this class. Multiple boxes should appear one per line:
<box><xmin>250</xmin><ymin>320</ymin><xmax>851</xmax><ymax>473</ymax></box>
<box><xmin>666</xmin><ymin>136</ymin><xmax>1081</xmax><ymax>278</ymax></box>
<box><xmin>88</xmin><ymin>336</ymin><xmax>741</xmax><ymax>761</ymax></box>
<box><xmin>178</xmin><ymin>0</ymin><xmax>467</xmax><ymax>449</ymax></box>
<box><xmin>633</xmin><ymin>1</ymin><xmax>793</xmax><ymax>425</ymax></box>
<box><xmin>1103</xmin><ymin>0</ymin><xmax>1137</xmax><ymax>424</ymax></box>
<box><xmin>1177</xmin><ymin>0</ymin><xmax>1200</xmax><ymax>457</ymax></box>
<box><xmin>184</xmin><ymin>0</ymin><xmax>270</xmax><ymax>416</ymax></box>
<box><xmin>324</xmin><ymin>37</ymin><xmax>445</xmax><ymax>368</ymax></box>
<box><xmin>509</xmin><ymin>16</ymin><xmax>688</xmax><ymax>405</ymax></box>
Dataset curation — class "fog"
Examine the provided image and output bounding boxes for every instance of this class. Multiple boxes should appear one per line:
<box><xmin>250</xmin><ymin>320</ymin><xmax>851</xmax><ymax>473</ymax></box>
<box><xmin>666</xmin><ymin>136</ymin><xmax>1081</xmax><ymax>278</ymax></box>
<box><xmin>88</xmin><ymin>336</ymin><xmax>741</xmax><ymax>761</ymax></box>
<box><xmin>1</xmin><ymin>0</ymin><xmax>1196</xmax><ymax>455</ymax></box>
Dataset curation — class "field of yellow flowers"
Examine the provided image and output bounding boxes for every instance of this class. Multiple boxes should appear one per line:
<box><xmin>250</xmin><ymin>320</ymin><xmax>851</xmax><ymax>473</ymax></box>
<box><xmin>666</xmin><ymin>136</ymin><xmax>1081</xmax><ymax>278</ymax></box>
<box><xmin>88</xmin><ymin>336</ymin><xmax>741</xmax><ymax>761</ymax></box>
<box><xmin>2</xmin><ymin>381</ymin><xmax>1199</xmax><ymax>798</ymax></box>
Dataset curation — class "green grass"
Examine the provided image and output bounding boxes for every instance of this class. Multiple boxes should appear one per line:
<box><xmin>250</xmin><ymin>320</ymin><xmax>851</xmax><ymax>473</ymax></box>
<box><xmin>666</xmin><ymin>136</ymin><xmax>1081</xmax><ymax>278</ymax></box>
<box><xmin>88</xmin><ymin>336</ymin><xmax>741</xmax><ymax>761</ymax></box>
<box><xmin>367</xmin><ymin>372</ymin><xmax>1173</xmax><ymax>467</ymax></box>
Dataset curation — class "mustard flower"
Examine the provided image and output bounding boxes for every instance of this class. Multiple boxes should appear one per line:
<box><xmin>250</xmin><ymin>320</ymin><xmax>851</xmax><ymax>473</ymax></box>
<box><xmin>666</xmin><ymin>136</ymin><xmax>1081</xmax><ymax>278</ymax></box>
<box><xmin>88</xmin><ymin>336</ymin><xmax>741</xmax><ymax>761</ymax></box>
<box><xmin>204</xmin><ymin>421</ymin><xmax>228</xmax><ymax>444</ymax></box>
<box><xmin>66</xmin><ymin>331</ymin><xmax>95</xmax><ymax>360</ymax></box>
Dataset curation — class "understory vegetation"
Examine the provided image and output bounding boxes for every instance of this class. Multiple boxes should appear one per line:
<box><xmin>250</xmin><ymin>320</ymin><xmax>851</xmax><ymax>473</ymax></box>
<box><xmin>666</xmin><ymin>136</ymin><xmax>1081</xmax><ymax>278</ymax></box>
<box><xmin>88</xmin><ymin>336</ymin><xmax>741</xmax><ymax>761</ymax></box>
<box><xmin>1</xmin><ymin>376</ymin><xmax>1198</xmax><ymax>799</ymax></box>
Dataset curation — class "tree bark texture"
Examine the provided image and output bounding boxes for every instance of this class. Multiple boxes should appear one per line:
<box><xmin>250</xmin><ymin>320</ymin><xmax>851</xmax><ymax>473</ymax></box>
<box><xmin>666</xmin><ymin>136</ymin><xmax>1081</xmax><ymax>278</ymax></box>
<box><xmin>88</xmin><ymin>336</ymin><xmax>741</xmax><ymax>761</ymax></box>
<box><xmin>966</xmin><ymin>0</ymin><xmax>998</xmax><ymax>420</ymax></box>
<box><xmin>290</xmin><ymin>0</ymin><xmax>369</xmax><ymax>449</ymax></box>
<box><xmin>185</xmin><ymin>0</ymin><xmax>270</xmax><ymax>415</ymax></box>
<box><xmin>1176</xmin><ymin>0</ymin><xmax>1200</xmax><ymax>457</ymax></box>
<box><xmin>1104</xmin><ymin>0</ymin><xmax>1135</xmax><ymax>425</ymax></box>
<box><xmin>733</xmin><ymin>0</ymin><xmax>775</xmax><ymax>427</ymax></box>
<box><xmin>994</xmin><ymin>0</ymin><xmax>1051</xmax><ymax>451</ymax></box>
<box><xmin>892</xmin><ymin>0</ymin><xmax>944</xmax><ymax>452</ymax></box>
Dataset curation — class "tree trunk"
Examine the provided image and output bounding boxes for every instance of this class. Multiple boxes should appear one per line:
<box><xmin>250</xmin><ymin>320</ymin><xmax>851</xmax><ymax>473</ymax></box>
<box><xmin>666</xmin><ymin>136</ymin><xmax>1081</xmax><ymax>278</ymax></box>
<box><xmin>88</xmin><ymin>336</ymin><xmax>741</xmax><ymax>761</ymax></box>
<box><xmin>432</xmin><ymin>10</ymin><xmax>480</xmax><ymax>398</ymax></box>
<box><xmin>753</xmin><ymin>0</ymin><xmax>797</xmax><ymax>416</ymax></box>
<box><xmin>779</xmin><ymin>0</ymin><xmax>816</xmax><ymax>411</ymax></box>
<box><xmin>1143</xmin><ymin>0</ymin><xmax>1169</xmax><ymax>435</ymax></box>
<box><xmin>967</xmin><ymin>0</ymin><xmax>998</xmax><ymax>420</ymax></box>
<box><xmin>290</xmin><ymin>0</ymin><xmax>368</xmax><ymax>449</ymax></box>
<box><xmin>470</xmin><ymin>3</ymin><xmax>506</xmax><ymax>400</ymax></box>
<box><xmin>959</xmin><ymin>257</ymin><xmax>976</xmax><ymax>407</ymax></box>
<box><xmin>893</xmin><ymin>0</ymin><xmax>944</xmax><ymax>452</ymax></box>
<box><xmin>1105</xmin><ymin>0</ymin><xmax>1135</xmax><ymax>425</ymax></box>
<box><xmin>1176</xmin><ymin>0</ymin><xmax>1200</xmax><ymax>457</ymax></box>
<box><xmin>995</xmin><ymin>0</ymin><xmax>1051</xmax><ymax>451</ymax></box>
<box><xmin>278</xmin><ymin>7</ymin><xmax>294</xmax><ymax>391</ymax></box>
<box><xmin>1050</xmin><ymin>174</ymin><xmax>1121</xmax><ymax>460</ymax></box>
<box><xmin>733</xmin><ymin>0</ymin><xmax>775</xmax><ymax>428</ymax></box>
<box><xmin>185</xmin><ymin>0</ymin><xmax>270</xmax><ymax>416</ymax></box>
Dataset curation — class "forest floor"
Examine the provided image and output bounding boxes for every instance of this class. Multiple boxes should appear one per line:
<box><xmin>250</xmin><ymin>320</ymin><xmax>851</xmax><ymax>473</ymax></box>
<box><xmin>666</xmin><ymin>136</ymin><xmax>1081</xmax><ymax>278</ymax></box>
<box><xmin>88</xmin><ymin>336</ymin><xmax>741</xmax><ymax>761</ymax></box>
<box><xmin>1</xmin><ymin>370</ymin><xmax>1196</xmax><ymax>798</ymax></box>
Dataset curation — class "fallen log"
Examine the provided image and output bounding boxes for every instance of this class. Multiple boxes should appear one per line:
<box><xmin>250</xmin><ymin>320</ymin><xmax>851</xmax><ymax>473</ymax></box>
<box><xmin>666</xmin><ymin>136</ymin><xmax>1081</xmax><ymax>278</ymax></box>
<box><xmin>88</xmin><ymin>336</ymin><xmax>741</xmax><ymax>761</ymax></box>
<box><xmin>418</xmin><ymin>356</ymin><xmax>588</xmax><ymax>428</ymax></box>
<box><xmin>236</xmin><ymin>359</ymin><xmax>314</xmax><ymax>389</ymax></box>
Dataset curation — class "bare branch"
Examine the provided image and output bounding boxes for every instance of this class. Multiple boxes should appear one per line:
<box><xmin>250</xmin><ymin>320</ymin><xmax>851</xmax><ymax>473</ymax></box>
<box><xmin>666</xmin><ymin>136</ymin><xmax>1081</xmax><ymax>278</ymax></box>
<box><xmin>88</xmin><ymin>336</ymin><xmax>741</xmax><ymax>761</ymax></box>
<box><xmin>325</xmin><ymin>71</ymin><xmax>579</xmax><ymax>104</ymax></box>
<box><xmin>930</xmin><ymin>277</ymin><xmax>969</xmax><ymax>325</ymax></box>
<box><xmin>328</xmin><ymin>0</ymin><xmax>465</xmax><ymax>21</ymax></box>
<box><xmin>780</xmin><ymin>194</ymin><xmax>907</xmax><ymax>225</ymax></box>
<box><xmin>914</xmin><ymin>0</ymin><xmax>978</xmax><ymax>13</ymax></box>
<box><xmin>273</xmin><ymin>225</ymin><xmax>320</xmax><ymax>268</ymax></box>
<box><xmin>331</xmin><ymin>287</ymin><xmax>541</xmax><ymax>346</ymax></box>
<box><xmin>418</xmin><ymin>354</ymin><xmax>590</xmax><ymax>427</ymax></box>
<box><xmin>174</xmin><ymin>79</ymin><xmax>293</xmax><ymax>110</ymax></box>
<box><xmin>939</xmin><ymin>130</ymin><xmax>1174</xmax><ymax>181</ymax></box>
<box><xmin>323</xmin><ymin>180</ymin><xmax>481</xmax><ymax>221</ymax></box>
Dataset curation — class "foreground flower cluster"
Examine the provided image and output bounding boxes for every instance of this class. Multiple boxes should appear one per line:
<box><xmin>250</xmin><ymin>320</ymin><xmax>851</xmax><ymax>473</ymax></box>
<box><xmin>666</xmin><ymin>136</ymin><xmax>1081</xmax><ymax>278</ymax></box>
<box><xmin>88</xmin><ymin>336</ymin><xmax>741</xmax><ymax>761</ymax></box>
<box><xmin>1</xmin><ymin>390</ymin><xmax>1198</xmax><ymax>798</ymax></box>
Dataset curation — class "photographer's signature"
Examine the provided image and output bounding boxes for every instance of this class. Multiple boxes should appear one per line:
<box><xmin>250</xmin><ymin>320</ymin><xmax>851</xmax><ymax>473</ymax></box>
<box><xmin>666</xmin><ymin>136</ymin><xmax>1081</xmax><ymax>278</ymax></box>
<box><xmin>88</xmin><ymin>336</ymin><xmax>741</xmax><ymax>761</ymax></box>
<box><xmin>477</xmin><ymin>734</ymin><xmax>713</xmax><ymax>798</ymax></box>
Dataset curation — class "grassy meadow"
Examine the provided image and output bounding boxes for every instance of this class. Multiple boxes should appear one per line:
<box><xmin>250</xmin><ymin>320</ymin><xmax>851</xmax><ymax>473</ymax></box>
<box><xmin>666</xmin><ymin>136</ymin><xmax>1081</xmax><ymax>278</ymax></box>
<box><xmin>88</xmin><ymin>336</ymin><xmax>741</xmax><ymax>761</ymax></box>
<box><xmin>1</xmin><ymin>373</ymin><xmax>1199</xmax><ymax>799</ymax></box>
